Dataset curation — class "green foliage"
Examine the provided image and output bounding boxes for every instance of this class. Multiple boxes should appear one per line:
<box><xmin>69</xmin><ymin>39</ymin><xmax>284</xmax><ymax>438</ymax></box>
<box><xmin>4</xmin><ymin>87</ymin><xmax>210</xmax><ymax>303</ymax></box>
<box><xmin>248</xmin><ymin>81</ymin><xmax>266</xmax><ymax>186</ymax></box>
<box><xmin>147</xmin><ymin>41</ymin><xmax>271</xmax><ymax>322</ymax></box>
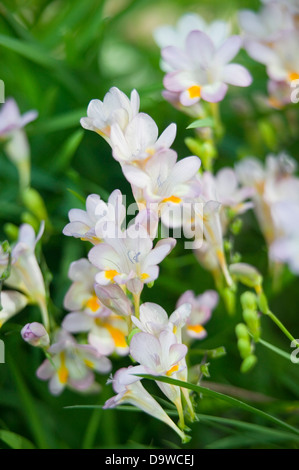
<box><xmin>0</xmin><ymin>0</ymin><xmax>299</xmax><ymax>450</ymax></box>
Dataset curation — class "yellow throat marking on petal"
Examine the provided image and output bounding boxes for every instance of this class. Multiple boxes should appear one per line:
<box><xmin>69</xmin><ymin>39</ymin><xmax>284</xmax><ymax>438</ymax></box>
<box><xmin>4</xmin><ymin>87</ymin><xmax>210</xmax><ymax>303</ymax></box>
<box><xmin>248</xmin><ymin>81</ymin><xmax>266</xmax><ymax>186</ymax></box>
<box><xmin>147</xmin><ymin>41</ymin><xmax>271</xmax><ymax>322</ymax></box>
<box><xmin>146</xmin><ymin>147</ymin><xmax>156</xmax><ymax>157</ymax></box>
<box><xmin>173</xmin><ymin>325</ymin><xmax>177</xmax><ymax>334</ymax></box>
<box><xmin>106</xmin><ymin>324</ymin><xmax>128</xmax><ymax>348</ymax></box>
<box><xmin>96</xmin><ymin>126</ymin><xmax>111</xmax><ymax>137</ymax></box>
<box><xmin>288</xmin><ymin>72</ymin><xmax>299</xmax><ymax>82</ymax></box>
<box><xmin>141</xmin><ymin>273</ymin><xmax>150</xmax><ymax>280</ymax></box>
<box><xmin>84</xmin><ymin>359</ymin><xmax>95</xmax><ymax>369</ymax></box>
<box><xmin>162</xmin><ymin>196</ymin><xmax>182</xmax><ymax>204</ymax></box>
<box><xmin>188</xmin><ymin>85</ymin><xmax>201</xmax><ymax>99</ymax></box>
<box><xmin>187</xmin><ymin>324</ymin><xmax>205</xmax><ymax>334</ymax></box>
<box><xmin>58</xmin><ymin>352</ymin><xmax>69</xmax><ymax>384</ymax></box>
<box><xmin>85</xmin><ymin>294</ymin><xmax>101</xmax><ymax>313</ymax></box>
<box><xmin>105</xmin><ymin>269</ymin><xmax>119</xmax><ymax>281</ymax></box>
<box><xmin>166</xmin><ymin>364</ymin><xmax>179</xmax><ymax>376</ymax></box>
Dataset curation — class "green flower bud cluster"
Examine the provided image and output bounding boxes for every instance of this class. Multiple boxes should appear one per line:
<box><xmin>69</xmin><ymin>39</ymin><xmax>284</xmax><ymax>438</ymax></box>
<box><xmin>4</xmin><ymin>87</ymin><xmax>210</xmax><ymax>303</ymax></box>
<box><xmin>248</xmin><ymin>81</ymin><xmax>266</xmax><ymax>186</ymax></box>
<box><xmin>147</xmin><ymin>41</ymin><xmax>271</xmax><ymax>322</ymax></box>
<box><xmin>235</xmin><ymin>291</ymin><xmax>261</xmax><ymax>373</ymax></box>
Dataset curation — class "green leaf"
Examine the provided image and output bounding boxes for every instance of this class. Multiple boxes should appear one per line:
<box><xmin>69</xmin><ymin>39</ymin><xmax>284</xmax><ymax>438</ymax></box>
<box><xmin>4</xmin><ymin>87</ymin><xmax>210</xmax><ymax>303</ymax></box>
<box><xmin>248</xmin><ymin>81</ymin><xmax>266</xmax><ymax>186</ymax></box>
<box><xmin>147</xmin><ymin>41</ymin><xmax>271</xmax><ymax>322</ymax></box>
<box><xmin>31</xmin><ymin>109</ymin><xmax>86</xmax><ymax>135</ymax></box>
<box><xmin>0</xmin><ymin>430</ymin><xmax>36</xmax><ymax>449</ymax></box>
<box><xmin>137</xmin><ymin>375</ymin><xmax>299</xmax><ymax>436</ymax></box>
<box><xmin>52</xmin><ymin>130</ymin><xmax>84</xmax><ymax>173</ymax></box>
<box><xmin>187</xmin><ymin>118</ymin><xmax>215</xmax><ymax>129</ymax></box>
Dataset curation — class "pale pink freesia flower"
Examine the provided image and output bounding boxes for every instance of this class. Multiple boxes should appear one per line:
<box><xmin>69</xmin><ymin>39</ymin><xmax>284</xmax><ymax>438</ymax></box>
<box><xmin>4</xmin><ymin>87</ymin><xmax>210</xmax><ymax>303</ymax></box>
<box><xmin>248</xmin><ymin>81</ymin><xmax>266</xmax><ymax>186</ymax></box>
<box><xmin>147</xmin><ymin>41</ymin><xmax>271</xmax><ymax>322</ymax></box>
<box><xmin>270</xmin><ymin>201</ymin><xmax>299</xmax><ymax>274</ymax></box>
<box><xmin>236</xmin><ymin>153</ymin><xmax>299</xmax><ymax>247</ymax></box>
<box><xmin>162</xmin><ymin>31</ymin><xmax>252</xmax><ymax>105</ymax></box>
<box><xmin>0</xmin><ymin>98</ymin><xmax>37</xmax><ymax>138</ymax></box>
<box><xmin>21</xmin><ymin>322</ymin><xmax>50</xmax><ymax>348</ymax></box>
<box><xmin>176</xmin><ymin>290</ymin><xmax>218</xmax><ymax>342</ymax></box>
<box><xmin>244</xmin><ymin>31</ymin><xmax>299</xmax><ymax>84</ymax></box>
<box><xmin>154</xmin><ymin>13</ymin><xmax>231</xmax><ymax>72</ymax></box>
<box><xmin>239</xmin><ymin>2</ymin><xmax>295</xmax><ymax>45</ymax></box>
<box><xmin>37</xmin><ymin>330</ymin><xmax>111</xmax><ymax>395</ymax></box>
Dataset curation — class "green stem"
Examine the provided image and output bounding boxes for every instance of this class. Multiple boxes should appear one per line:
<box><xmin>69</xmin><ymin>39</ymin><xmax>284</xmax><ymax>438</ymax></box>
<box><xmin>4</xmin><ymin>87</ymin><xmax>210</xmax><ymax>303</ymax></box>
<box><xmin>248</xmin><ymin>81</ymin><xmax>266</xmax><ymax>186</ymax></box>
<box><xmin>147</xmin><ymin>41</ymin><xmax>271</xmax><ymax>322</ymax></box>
<box><xmin>8</xmin><ymin>354</ymin><xmax>50</xmax><ymax>449</ymax></box>
<box><xmin>265</xmin><ymin>309</ymin><xmax>299</xmax><ymax>348</ymax></box>
<box><xmin>257</xmin><ymin>338</ymin><xmax>292</xmax><ymax>362</ymax></box>
<box><xmin>38</xmin><ymin>298</ymin><xmax>50</xmax><ymax>332</ymax></box>
<box><xmin>133</xmin><ymin>293</ymin><xmax>140</xmax><ymax>320</ymax></box>
<box><xmin>175</xmin><ymin>397</ymin><xmax>185</xmax><ymax>430</ymax></box>
<box><xmin>82</xmin><ymin>406</ymin><xmax>103</xmax><ymax>449</ymax></box>
<box><xmin>210</xmin><ymin>102</ymin><xmax>223</xmax><ymax>139</ymax></box>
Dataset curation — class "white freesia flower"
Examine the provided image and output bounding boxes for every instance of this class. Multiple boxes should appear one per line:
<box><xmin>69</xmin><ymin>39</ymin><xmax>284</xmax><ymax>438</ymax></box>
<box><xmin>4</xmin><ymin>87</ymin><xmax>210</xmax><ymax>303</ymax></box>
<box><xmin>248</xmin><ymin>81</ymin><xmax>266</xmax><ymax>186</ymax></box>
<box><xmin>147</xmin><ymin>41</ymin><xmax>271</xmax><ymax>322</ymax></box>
<box><xmin>0</xmin><ymin>290</ymin><xmax>28</xmax><ymax>328</ymax></box>
<box><xmin>80</xmin><ymin>87</ymin><xmax>140</xmax><ymax>144</ymax></box>
<box><xmin>130</xmin><ymin>329</ymin><xmax>187</xmax><ymax>406</ymax></box>
<box><xmin>89</xmin><ymin>222</ymin><xmax>176</xmax><ymax>294</ymax></box>
<box><xmin>110</xmin><ymin>114</ymin><xmax>176</xmax><ymax>164</ymax></box>
<box><xmin>103</xmin><ymin>366</ymin><xmax>188</xmax><ymax>442</ymax></box>
<box><xmin>0</xmin><ymin>223</ymin><xmax>48</xmax><ymax>328</ymax></box>
<box><xmin>63</xmin><ymin>190</ymin><xmax>126</xmax><ymax>244</ymax></box>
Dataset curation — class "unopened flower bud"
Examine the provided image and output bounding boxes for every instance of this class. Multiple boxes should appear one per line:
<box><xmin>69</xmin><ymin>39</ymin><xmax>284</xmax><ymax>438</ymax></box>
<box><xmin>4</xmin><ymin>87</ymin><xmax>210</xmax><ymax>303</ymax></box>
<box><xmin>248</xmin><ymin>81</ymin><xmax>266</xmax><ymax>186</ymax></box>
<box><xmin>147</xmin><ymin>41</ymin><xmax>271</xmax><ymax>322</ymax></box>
<box><xmin>22</xmin><ymin>188</ymin><xmax>48</xmax><ymax>223</ymax></box>
<box><xmin>229</xmin><ymin>263</ymin><xmax>262</xmax><ymax>290</ymax></box>
<box><xmin>237</xmin><ymin>338</ymin><xmax>252</xmax><ymax>359</ymax></box>
<box><xmin>240</xmin><ymin>354</ymin><xmax>257</xmax><ymax>374</ymax></box>
<box><xmin>243</xmin><ymin>308</ymin><xmax>260</xmax><ymax>339</ymax></box>
<box><xmin>241</xmin><ymin>291</ymin><xmax>257</xmax><ymax>311</ymax></box>
<box><xmin>235</xmin><ymin>323</ymin><xmax>249</xmax><ymax>340</ymax></box>
<box><xmin>21</xmin><ymin>322</ymin><xmax>49</xmax><ymax>348</ymax></box>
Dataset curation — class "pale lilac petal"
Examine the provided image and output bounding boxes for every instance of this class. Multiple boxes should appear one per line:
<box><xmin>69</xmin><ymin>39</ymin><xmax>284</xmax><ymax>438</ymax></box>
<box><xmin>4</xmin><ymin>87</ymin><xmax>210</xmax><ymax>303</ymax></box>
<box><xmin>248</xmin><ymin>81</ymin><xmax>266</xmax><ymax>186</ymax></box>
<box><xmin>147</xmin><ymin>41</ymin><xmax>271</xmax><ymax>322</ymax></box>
<box><xmin>162</xmin><ymin>46</ymin><xmax>191</xmax><ymax>70</ymax></box>
<box><xmin>201</xmin><ymin>83</ymin><xmax>228</xmax><ymax>102</ymax></box>
<box><xmin>36</xmin><ymin>359</ymin><xmax>54</xmax><ymax>380</ymax></box>
<box><xmin>215</xmin><ymin>36</ymin><xmax>242</xmax><ymax>65</ymax></box>
<box><xmin>185</xmin><ymin>30</ymin><xmax>214</xmax><ymax>68</ymax></box>
<box><xmin>130</xmin><ymin>332</ymin><xmax>161</xmax><ymax>370</ymax></box>
<box><xmin>155</xmin><ymin>123</ymin><xmax>177</xmax><ymax>149</ymax></box>
<box><xmin>88</xmin><ymin>244</ymin><xmax>121</xmax><ymax>271</ymax></box>
<box><xmin>62</xmin><ymin>313</ymin><xmax>93</xmax><ymax>333</ymax></box>
<box><xmin>223</xmin><ymin>64</ymin><xmax>253</xmax><ymax>87</ymax></box>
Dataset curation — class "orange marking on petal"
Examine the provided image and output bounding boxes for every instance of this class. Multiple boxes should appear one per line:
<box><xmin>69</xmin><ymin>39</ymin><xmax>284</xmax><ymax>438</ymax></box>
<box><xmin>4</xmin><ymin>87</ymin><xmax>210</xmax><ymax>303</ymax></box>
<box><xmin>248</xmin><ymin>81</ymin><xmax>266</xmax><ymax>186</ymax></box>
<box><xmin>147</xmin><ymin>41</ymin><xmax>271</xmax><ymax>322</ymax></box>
<box><xmin>166</xmin><ymin>364</ymin><xmax>179</xmax><ymax>376</ymax></box>
<box><xmin>141</xmin><ymin>273</ymin><xmax>150</xmax><ymax>280</ymax></box>
<box><xmin>106</xmin><ymin>325</ymin><xmax>128</xmax><ymax>348</ymax></box>
<box><xmin>288</xmin><ymin>72</ymin><xmax>299</xmax><ymax>82</ymax></box>
<box><xmin>187</xmin><ymin>324</ymin><xmax>205</xmax><ymax>334</ymax></box>
<box><xmin>188</xmin><ymin>85</ymin><xmax>201</xmax><ymax>99</ymax></box>
<box><xmin>162</xmin><ymin>196</ymin><xmax>182</xmax><ymax>204</ymax></box>
<box><xmin>86</xmin><ymin>294</ymin><xmax>101</xmax><ymax>312</ymax></box>
<box><xmin>105</xmin><ymin>269</ymin><xmax>119</xmax><ymax>281</ymax></box>
<box><xmin>58</xmin><ymin>352</ymin><xmax>69</xmax><ymax>384</ymax></box>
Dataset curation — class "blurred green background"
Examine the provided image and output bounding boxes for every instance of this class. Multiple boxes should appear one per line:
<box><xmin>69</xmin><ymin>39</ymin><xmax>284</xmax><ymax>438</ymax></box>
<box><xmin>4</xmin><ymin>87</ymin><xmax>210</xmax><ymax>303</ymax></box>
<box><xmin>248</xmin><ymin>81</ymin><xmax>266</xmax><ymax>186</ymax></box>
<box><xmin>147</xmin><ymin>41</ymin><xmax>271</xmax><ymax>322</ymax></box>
<box><xmin>1</xmin><ymin>0</ymin><xmax>299</xmax><ymax>449</ymax></box>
